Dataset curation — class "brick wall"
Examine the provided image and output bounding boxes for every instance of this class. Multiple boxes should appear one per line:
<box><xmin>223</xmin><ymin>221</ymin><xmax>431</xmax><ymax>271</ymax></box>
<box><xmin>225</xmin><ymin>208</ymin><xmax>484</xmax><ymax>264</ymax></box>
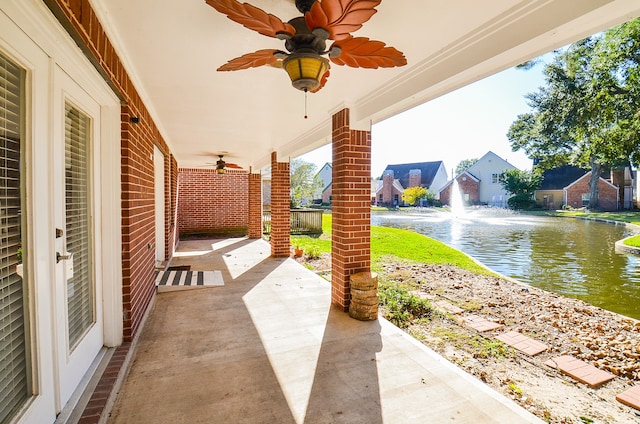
<box><xmin>177</xmin><ymin>169</ymin><xmax>249</xmax><ymax>237</ymax></box>
<box><xmin>120</xmin><ymin>105</ymin><xmax>159</xmax><ymax>340</ymax></box>
<box><xmin>439</xmin><ymin>185</ymin><xmax>451</xmax><ymax>205</ymax></box>
<box><xmin>458</xmin><ymin>176</ymin><xmax>480</xmax><ymax>204</ymax></box>
<box><xmin>381</xmin><ymin>172</ymin><xmax>395</xmax><ymax>205</ymax></box>
<box><xmin>611</xmin><ymin>169</ymin><xmax>625</xmax><ymax>187</ymax></box>
<box><xmin>248</xmin><ymin>173</ymin><xmax>263</xmax><ymax>239</ymax></box>
<box><xmin>48</xmin><ymin>0</ymin><xmax>178</xmax><ymax>340</ymax></box>
<box><xmin>270</xmin><ymin>153</ymin><xmax>291</xmax><ymax>257</ymax></box>
<box><xmin>408</xmin><ymin>169</ymin><xmax>421</xmax><ymax>188</ymax></box>
<box><xmin>611</xmin><ymin>169</ymin><xmax>625</xmax><ymax>206</ymax></box>
<box><xmin>379</xmin><ymin>173</ymin><xmax>403</xmax><ymax>206</ymax></box>
<box><xmin>332</xmin><ymin>109</ymin><xmax>371</xmax><ymax>310</ymax></box>
<box><xmin>440</xmin><ymin>175</ymin><xmax>479</xmax><ymax>205</ymax></box>
<box><xmin>322</xmin><ymin>184</ymin><xmax>332</xmax><ymax>204</ymax></box>
<box><xmin>566</xmin><ymin>175</ymin><xmax>619</xmax><ymax>211</ymax></box>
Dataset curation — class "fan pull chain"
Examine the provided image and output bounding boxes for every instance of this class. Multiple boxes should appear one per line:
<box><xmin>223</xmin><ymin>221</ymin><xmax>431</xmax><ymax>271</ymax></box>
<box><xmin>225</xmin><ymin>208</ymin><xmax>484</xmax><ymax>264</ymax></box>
<box><xmin>304</xmin><ymin>89</ymin><xmax>308</xmax><ymax>119</ymax></box>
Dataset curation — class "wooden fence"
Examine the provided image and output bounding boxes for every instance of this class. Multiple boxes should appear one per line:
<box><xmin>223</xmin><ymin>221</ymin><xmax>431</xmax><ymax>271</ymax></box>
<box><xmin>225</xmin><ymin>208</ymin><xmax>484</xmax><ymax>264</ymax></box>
<box><xmin>263</xmin><ymin>209</ymin><xmax>323</xmax><ymax>235</ymax></box>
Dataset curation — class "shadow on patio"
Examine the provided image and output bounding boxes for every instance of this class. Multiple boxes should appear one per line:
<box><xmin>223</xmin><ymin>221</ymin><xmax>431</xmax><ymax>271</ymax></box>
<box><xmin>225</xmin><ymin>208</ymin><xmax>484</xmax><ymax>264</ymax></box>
<box><xmin>107</xmin><ymin>238</ymin><xmax>541</xmax><ymax>423</ymax></box>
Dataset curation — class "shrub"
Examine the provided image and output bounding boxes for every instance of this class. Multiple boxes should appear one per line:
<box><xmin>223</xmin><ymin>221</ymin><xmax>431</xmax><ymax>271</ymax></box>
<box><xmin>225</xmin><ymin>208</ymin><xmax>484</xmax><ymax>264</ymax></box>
<box><xmin>378</xmin><ymin>282</ymin><xmax>433</xmax><ymax>328</ymax></box>
<box><xmin>507</xmin><ymin>194</ymin><xmax>536</xmax><ymax>209</ymax></box>
<box><xmin>305</xmin><ymin>247</ymin><xmax>321</xmax><ymax>260</ymax></box>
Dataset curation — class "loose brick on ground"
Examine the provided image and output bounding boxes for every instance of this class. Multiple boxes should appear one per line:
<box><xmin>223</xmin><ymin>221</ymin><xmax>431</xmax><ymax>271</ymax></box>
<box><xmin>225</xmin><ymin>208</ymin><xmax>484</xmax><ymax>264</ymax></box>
<box><xmin>616</xmin><ymin>385</ymin><xmax>640</xmax><ymax>411</ymax></box>
<box><xmin>460</xmin><ymin>314</ymin><xmax>503</xmax><ymax>332</ymax></box>
<box><xmin>544</xmin><ymin>355</ymin><xmax>614</xmax><ymax>388</ymax></box>
<box><xmin>433</xmin><ymin>300</ymin><xmax>464</xmax><ymax>315</ymax></box>
<box><xmin>496</xmin><ymin>331</ymin><xmax>549</xmax><ymax>356</ymax></box>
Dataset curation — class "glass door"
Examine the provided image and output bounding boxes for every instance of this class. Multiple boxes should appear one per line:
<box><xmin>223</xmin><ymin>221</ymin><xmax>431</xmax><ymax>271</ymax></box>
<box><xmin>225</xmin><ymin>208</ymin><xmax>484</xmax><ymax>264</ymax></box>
<box><xmin>52</xmin><ymin>67</ymin><xmax>103</xmax><ymax>407</ymax></box>
<box><xmin>0</xmin><ymin>48</ymin><xmax>30</xmax><ymax>424</ymax></box>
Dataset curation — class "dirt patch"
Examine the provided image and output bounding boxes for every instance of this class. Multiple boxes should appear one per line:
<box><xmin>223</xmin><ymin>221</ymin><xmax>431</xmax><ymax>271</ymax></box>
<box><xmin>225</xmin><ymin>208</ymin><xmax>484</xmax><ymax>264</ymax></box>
<box><xmin>297</xmin><ymin>253</ymin><xmax>640</xmax><ymax>423</ymax></box>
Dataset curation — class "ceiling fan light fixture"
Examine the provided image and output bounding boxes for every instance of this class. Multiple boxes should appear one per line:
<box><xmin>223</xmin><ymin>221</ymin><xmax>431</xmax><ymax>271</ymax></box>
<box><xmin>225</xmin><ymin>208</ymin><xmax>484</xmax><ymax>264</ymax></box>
<box><xmin>216</xmin><ymin>157</ymin><xmax>226</xmax><ymax>174</ymax></box>
<box><xmin>283</xmin><ymin>52</ymin><xmax>328</xmax><ymax>92</ymax></box>
<box><xmin>207</xmin><ymin>0</ymin><xmax>407</xmax><ymax>93</ymax></box>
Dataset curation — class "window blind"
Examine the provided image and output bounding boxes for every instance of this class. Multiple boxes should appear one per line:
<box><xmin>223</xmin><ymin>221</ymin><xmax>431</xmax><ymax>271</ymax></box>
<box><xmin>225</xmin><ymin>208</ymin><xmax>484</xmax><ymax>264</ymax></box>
<box><xmin>0</xmin><ymin>51</ymin><xmax>29</xmax><ymax>424</ymax></box>
<box><xmin>64</xmin><ymin>104</ymin><xmax>94</xmax><ymax>350</ymax></box>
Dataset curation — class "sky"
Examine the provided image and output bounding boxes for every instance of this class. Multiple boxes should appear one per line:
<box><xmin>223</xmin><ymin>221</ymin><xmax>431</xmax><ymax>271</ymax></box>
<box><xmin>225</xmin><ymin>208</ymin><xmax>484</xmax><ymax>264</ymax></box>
<box><xmin>298</xmin><ymin>63</ymin><xmax>549</xmax><ymax>179</ymax></box>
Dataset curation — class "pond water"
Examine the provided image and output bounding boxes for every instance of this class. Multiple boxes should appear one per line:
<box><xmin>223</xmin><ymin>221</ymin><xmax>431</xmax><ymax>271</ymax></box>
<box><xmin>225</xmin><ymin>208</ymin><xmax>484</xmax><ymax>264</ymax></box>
<box><xmin>372</xmin><ymin>209</ymin><xmax>640</xmax><ymax>320</ymax></box>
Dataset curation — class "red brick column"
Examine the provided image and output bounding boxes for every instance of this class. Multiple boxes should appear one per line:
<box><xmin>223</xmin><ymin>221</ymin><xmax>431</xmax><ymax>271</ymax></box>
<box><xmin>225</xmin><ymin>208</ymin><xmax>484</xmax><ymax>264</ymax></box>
<box><xmin>270</xmin><ymin>152</ymin><xmax>291</xmax><ymax>257</ymax></box>
<box><xmin>331</xmin><ymin>109</ymin><xmax>371</xmax><ymax>310</ymax></box>
<box><xmin>248</xmin><ymin>173</ymin><xmax>263</xmax><ymax>239</ymax></box>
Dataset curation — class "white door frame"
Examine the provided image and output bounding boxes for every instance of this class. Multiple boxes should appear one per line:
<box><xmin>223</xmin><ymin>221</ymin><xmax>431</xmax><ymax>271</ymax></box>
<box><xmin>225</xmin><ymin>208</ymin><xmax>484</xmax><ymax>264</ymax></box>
<box><xmin>154</xmin><ymin>146</ymin><xmax>165</xmax><ymax>263</ymax></box>
<box><xmin>0</xmin><ymin>0</ymin><xmax>122</xmax><ymax>421</ymax></box>
<box><xmin>0</xmin><ymin>9</ymin><xmax>57</xmax><ymax>424</ymax></box>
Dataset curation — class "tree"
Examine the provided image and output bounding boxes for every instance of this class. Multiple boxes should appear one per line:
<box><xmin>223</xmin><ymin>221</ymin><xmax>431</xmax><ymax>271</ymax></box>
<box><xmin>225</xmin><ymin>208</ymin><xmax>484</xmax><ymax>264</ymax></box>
<box><xmin>402</xmin><ymin>186</ymin><xmax>434</xmax><ymax>206</ymax></box>
<box><xmin>507</xmin><ymin>18</ymin><xmax>640</xmax><ymax>209</ymax></box>
<box><xmin>455</xmin><ymin>158</ymin><xmax>478</xmax><ymax>175</ymax></box>
<box><xmin>290</xmin><ymin>158</ymin><xmax>323</xmax><ymax>208</ymax></box>
<box><xmin>500</xmin><ymin>169</ymin><xmax>542</xmax><ymax>209</ymax></box>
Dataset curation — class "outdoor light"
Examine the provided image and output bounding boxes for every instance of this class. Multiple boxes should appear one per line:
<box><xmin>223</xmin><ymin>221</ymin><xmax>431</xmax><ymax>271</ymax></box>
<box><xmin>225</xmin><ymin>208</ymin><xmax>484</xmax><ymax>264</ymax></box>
<box><xmin>282</xmin><ymin>52</ymin><xmax>329</xmax><ymax>92</ymax></box>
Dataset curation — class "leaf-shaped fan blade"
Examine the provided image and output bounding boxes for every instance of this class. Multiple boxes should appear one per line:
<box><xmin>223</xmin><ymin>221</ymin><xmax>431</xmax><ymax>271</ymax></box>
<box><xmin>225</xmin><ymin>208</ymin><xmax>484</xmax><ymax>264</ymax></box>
<box><xmin>218</xmin><ymin>49</ymin><xmax>283</xmax><ymax>71</ymax></box>
<box><xmin>305</xmin><ymin>0</ymin><xmax>381</xmax><ymax>41</ymax></box>
<box><xmin>310</xmin><ymin>68</ymin><xmax>330</xmax><ymax>93</ymax></box>
<box><xmin>330</xmin><ymin>37</ymin><xmax>407</xmax><ymax>68</ymax></box>
<box><xmin>205</xmin><ymin>0</ymin><xmax>295</xmax><ymax>38</ymax></box>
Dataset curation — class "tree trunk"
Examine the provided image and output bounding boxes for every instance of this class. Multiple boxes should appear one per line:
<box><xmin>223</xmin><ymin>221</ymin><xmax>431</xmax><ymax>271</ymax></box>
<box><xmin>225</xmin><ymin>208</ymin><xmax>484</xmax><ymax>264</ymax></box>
<box><xmin>588</xmin><ymin>158</ymin><xmax>602</xmax><ymax>210</ymax></box>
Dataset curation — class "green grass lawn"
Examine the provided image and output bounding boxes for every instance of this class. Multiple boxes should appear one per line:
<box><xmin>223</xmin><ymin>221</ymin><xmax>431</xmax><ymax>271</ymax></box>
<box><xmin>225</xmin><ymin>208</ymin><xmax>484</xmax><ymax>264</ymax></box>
<box><xmin>290</xmin><ymin>213</ymin><xmax>332</xmax><ymax>255</ymax></box>
<box><xmin>552</xmin><ymin>210</ymin><xmax>640</xmax><ymax>225</ymax></box>
<box><xmin>291</xmin><ymin>213</ymin><xmax>491</xmax><ymax>274</ymax></box>
<box><xmin>370</xmin><ymin>226</ymin><xmax>490</xmax><ymax>273</ymax></box>
<box><xmin>525</xmin><ymin>210</ymin><xmax>640</xmax><ymax>246</ymax></box>
<box><xmin>623</xmin><ymin>235</ymin><xmax>640</xmax><ymax>247</ymax></box>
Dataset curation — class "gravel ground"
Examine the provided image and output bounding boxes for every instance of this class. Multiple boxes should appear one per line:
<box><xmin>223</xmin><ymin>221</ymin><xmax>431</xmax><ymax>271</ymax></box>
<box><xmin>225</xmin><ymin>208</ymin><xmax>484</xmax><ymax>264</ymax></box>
<box><xmin>299</xmin><ymin>254</ymin><xmax>640</xmax><ymax>424</ymax></box>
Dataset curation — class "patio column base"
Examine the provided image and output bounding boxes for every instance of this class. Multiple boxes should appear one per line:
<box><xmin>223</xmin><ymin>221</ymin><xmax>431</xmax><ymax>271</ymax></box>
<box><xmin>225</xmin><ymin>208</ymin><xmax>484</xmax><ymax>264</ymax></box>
<box><xmin>348</xmin><ymin>272</ymin><xmax>379</xmax><ymax>321</ymax></box>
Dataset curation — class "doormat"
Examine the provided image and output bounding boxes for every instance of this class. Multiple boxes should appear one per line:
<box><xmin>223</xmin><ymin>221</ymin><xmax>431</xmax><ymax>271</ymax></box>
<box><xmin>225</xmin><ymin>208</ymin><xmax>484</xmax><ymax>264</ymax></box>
<box><xmin>155</xmin><ymin>270</ymin><xmax>224</xmax><ymax>292</ymax></box>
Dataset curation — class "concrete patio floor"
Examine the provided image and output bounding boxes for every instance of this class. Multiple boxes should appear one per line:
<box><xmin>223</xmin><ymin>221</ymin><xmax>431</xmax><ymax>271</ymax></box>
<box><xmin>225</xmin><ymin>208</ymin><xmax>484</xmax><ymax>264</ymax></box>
<box><xmin>107</xmin><ymin>238</ymin><xmax>542</xmax><ymax>423</ymax></box>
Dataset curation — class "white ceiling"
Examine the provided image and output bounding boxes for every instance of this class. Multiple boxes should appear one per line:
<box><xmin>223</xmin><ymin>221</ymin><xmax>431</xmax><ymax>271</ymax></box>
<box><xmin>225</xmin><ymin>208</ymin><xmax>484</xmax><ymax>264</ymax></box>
<box><xmin>90</xmin><ymin>0</ymin><xmax>640</xmax><ymax>170</ymax></box>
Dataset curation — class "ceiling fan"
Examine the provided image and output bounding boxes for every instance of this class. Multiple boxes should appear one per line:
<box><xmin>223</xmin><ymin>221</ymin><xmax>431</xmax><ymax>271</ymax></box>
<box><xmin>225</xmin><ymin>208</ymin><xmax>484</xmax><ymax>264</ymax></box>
<box><xmin>205</xmin><ymin>0</ymin><xmax>407</xmax><ymax>93</ymax></box>
<box><xmin>202</xmin><ymin>154</ymin><xmax>243</xmax><ymax>174</ymax></box>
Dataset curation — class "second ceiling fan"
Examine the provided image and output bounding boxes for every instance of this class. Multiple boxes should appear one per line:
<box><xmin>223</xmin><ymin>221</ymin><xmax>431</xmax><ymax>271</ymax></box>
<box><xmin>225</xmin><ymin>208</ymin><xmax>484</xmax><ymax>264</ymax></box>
<box><xmin>203</xmin><ymin>154</ymin><xmax>242</xmax><ymax>174</ymax></box>
<box><xmin>205</xmin><ymin>0</ymin><xmax>407</xmax><ymax>92</ymax></box>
